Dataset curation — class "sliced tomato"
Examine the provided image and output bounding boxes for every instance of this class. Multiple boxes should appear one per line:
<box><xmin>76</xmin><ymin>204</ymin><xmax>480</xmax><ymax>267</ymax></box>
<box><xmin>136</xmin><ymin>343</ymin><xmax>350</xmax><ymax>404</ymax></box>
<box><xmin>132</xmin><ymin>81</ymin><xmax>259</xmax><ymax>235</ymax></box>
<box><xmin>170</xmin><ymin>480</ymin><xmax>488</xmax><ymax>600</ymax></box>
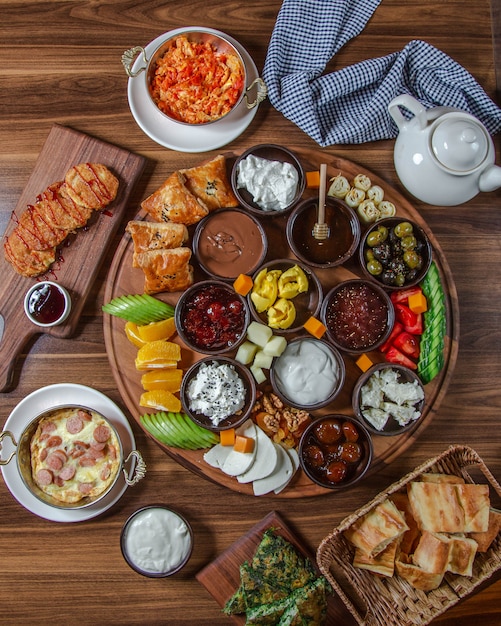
<box><xmin>385</xmin><ymin>346</ymin><xmax>418</xmax><ymax>370</ymax></box>
<box><xmin>390</xmin><ymin>286</ymin><xmax>423</xmax><ymax>305</ymax></box>
<box><xmin>394</xmin><ymin>303</ymin><xmax>423</xmax><ymax>335</ymax></box>
<box><xmin>379</xmin><ymin>321</ymin><xmax>404</xmax><ymax>353</ymax></box>
<box><xmin>393</xmin><ymin>331</ymin><xmax>420</xmax><ymax>359</ymax></box>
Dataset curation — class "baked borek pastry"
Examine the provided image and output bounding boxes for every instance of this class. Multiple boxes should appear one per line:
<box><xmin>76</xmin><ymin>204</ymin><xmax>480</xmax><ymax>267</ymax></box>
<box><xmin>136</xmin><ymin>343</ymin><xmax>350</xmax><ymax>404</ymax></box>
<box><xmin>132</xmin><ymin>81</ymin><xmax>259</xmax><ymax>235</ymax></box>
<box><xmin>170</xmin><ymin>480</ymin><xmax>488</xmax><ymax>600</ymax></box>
<box><xmin>134</xmin><ymin>247</ymin><xmax>194</xmax><ymax>294</ymax></box>
<box><xmin>180</xmin><ymin>154</ymin><xmax>238</xmax><ymax>211</ymax></box>
<box><xmin>141</xmin><ymin>171</ymin><xmax>208</xmax><ymax>225</ymax></box>
<box><xmin>126</xmin><ymin>220</ymin><xmax>189</xmax><ymax>259</ymax></box>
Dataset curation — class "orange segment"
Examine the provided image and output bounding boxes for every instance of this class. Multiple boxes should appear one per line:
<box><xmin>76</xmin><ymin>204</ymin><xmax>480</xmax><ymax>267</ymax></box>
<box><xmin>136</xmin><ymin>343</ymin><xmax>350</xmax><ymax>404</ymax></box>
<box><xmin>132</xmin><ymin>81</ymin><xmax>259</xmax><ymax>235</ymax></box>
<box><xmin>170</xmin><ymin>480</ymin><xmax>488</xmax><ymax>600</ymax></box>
<box><xmin>139</xmin><ymin>390</ymin><xmax>182</xmax><ymax>413</ymax></box>
<box><xmin>125</xmin><ymin>321</ymin><xmax>146</xmax><ymax>348</ymax></box>
<box><xmin>135</xmin><ymin>339</ymin><xmax>181</xmax><ymax>370</ymax></box>
<box><xmin>137</xmin><ymin>317</ymin><xmax>176</xmax><ymax>342</ymax></box>
<box><xmin>141</xmin><ymin>368</ymin><xmax>183</xmax><ymax>392</ymax></box>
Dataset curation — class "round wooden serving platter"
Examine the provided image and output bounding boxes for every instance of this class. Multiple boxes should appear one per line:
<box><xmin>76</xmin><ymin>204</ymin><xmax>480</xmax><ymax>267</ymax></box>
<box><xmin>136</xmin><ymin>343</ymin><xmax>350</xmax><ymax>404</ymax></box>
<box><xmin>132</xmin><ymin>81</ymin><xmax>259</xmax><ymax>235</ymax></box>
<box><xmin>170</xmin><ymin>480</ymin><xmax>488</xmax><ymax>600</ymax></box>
<box><xmin>103</xmin><ymin>148</ymin><xmax>459</xmax><ymax>498</ymax></box>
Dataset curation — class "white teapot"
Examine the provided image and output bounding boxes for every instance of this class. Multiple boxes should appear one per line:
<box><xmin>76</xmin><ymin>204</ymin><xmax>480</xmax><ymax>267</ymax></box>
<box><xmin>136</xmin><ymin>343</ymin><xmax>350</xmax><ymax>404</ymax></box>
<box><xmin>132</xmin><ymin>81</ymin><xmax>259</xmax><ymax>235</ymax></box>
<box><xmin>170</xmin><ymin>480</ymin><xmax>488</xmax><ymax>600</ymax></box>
<box><xmin>388</xmin><ymin>94</ymin><xmax>501</xmax><ymax>205</ymax></box>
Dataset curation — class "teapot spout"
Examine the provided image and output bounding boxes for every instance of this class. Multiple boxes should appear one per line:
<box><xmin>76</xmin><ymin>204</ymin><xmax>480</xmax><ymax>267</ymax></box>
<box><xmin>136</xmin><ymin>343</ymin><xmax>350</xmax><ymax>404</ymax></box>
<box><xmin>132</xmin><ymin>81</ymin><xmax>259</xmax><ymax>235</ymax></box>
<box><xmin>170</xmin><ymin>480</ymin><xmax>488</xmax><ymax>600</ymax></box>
<box><xmin>479</xmin><ymin>165</ymin><xmax>501</xmax><ymax>193</ymax></box>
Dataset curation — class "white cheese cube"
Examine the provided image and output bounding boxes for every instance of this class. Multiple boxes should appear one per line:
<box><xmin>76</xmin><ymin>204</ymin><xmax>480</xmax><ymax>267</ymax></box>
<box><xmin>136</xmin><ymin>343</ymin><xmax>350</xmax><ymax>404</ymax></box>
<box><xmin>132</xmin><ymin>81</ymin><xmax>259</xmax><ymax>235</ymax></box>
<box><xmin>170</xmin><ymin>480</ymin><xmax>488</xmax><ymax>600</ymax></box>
<box><xmin>235</xmin><ymin>341</ymin><xmax>258</xmax><ymax>365</ymax></box>
<box><xmin>262</xmin><ymin>335</ymin><xmax>287</xmax><ymax>357</ymax></box>
<box><xmin>247</xmin><ymin>321</ymin><xmax>273</xmax><ymax>348</ymax></box>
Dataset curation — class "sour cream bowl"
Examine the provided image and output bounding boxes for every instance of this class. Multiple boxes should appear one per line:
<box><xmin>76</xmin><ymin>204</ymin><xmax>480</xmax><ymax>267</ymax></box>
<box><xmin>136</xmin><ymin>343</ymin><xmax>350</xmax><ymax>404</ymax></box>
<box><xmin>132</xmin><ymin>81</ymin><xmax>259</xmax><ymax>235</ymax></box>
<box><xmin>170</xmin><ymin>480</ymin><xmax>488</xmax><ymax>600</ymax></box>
<box><xmin>120</xmin><ymin>505</ymin><xmax>193</xmax><ymax>577</ymax></box>
<box><xmin>180</xmin><ymin>356</ymin><xmax>257</xmax><ymax>432</ymax></box>
<box><xmin>231</xmin><ymin>144</ymin><xmax>306</xmax><ymax>217</ymax></box>
<box><xmin>270</xmin><ymin>337</ymin><xmax>345</xmax><ymax>410</ymax></box>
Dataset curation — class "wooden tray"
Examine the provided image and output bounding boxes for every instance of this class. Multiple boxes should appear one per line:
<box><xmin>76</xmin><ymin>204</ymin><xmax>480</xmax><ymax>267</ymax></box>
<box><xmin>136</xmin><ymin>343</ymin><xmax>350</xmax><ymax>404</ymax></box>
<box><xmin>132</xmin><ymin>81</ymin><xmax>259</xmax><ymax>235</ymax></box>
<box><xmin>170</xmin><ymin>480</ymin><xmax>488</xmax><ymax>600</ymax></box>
<box><xmin>103</xmin><ymin>148</ymin><xmax>460</xmax><ymax>498</ymax></box>
<box><xmin>196</xmin><ymin>510</ymin><xmax>353</xmax><ymax>624</ymax></box>
<box><xmin>0</xmin><ymin>124</ymin><xmax>146</xmax><ymax>392</ymax></box>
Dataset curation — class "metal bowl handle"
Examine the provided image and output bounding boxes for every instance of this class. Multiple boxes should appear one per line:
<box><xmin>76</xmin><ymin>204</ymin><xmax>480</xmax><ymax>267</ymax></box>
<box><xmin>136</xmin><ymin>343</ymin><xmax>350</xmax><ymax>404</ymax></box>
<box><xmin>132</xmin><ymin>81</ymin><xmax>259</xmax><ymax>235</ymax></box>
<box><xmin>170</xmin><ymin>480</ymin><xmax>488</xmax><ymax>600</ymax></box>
<box><xmin>121</xmin><ymin>46</ymin><xmax>149</xmax><ymax>78</ymax></box>
<box><xmin>0</xmin><ymin>431</ymin><xmax>17</xmax><ymax>465</ymax></box>
<box><xmin>245</xmin><ymin>78</ymin><xmax>267</xmax><ymax>110</ymax></box>
<box><xmin>122</xmin><ymin>450</ymin><xmax>146</xmax><ymax>486</ymax></box>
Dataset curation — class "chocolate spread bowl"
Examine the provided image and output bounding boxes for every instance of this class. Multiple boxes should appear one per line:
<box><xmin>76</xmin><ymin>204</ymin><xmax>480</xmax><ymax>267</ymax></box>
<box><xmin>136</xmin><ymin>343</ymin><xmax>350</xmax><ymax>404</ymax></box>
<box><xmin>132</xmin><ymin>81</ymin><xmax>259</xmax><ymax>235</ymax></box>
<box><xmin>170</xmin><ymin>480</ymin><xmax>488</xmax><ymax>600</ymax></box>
<box><xmin>192</xmin><ymin>208</ymin><xmax>267</xmax><ymax>281</ymax></box>
<box><xmin>0</xmin><ymin>405</ymin><xmax>145</xmax><ymax>510</ymax></box>
<box><xmin>121</xmin><ymin>29</ymin><xmax>267</xmax><ymax>126</ymax></box>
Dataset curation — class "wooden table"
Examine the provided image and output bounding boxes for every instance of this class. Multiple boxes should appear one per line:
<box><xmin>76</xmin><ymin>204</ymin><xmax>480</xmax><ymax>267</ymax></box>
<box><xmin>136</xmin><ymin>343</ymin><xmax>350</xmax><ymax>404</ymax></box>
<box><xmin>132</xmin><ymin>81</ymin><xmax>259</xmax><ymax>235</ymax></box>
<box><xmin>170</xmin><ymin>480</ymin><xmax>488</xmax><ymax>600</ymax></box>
<box><xmin>1</xmin><ymin>1</ymin><xmax>500</xmax><ymax>624</ymax></box>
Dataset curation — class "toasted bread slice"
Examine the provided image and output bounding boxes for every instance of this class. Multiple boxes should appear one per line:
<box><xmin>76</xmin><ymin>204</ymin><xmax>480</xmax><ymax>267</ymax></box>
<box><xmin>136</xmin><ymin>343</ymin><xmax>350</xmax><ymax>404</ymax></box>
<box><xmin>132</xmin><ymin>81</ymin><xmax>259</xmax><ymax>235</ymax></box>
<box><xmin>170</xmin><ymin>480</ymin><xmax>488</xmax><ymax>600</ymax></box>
<box><xmin>64</xmin><ymin>163</ymin><xmax>119</xmax><ymax>210</ymax></box>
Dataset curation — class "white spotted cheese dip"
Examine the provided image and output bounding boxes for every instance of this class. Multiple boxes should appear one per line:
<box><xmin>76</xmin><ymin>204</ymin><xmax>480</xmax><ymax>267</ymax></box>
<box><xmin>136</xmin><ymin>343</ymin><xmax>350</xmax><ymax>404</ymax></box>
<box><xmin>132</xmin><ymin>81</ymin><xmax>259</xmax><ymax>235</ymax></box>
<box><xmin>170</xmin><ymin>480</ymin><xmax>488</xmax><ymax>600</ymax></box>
<box><xmin>237</xmin><ymin>154</ymin><xmax>299</xmax><ymax>212</ymax></box>
<box><xmin>186</xmin><ymin>361</ymin><xmax>246</xmax><ymax>426</ymax></box>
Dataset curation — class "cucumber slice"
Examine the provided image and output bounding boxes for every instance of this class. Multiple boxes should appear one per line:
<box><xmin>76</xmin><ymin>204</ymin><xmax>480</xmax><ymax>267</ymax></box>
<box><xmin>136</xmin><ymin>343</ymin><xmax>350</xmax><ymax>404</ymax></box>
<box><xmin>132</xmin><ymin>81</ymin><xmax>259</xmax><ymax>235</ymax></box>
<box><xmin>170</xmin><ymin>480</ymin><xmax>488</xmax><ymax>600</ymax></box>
<box><xmin>168</xmin><ymin>411</ymin><xmax>219</xmax><ymax>448</ymax></box>
<box><xmin>102</xmin><ymin>294</ymin><xmax>175</xmax><ymax>325</ymax></box>
<box><xmin>418</xmin><ymin>261</ymin><xmax>447</xmax><ymax>384</ymax></box>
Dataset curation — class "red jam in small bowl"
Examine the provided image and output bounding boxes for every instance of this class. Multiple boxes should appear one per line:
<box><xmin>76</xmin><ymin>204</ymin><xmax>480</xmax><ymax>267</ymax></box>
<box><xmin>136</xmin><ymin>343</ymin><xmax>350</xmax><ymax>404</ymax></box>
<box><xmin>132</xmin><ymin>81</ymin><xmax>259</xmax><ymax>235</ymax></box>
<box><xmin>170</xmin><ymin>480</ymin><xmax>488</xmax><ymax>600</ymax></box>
<box><xmin>321</xmin><ymin>279</ymin><xmax>394</xmax><ymax>354</ymax></box>
<box><xmin>175</xmin><ymin>280</ymin><xmax>249</xmax><ymax>354</ymax></box>
<box><xmin>24</xmin><ymin>281</ymin><xmax>71</xmax><ymax>327</ymax></box>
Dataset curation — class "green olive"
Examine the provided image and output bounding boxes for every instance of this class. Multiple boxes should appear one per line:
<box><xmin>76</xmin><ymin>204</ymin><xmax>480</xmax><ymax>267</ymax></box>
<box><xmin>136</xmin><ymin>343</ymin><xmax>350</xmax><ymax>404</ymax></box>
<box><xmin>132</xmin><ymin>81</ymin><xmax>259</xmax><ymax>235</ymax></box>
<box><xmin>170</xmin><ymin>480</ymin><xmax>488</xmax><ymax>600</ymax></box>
<box><xmin>365</xmin><ymin>248</ymin><xmax>375</xmax><ymax>262</ymax></box>
<box><xmin>401</xmin><ymin>235</ymin><xmax>417</xmax><ymax>250</ymax></box>
<box><xmin>394</xmin><ymin>273</ymin><xmax>406</xmax><ymax>287</ymax></box>
<box><xmin>394</xmin><ymin>221</ymin><xmax>413</xmax><ymax>238</ymax></box>
<box><xmin>403</xmin><ymin>250</ymin><xmax>419</xmax><ymax>269</ymax></box>
<box><xmin>376</xmin><ymin>225</ymin><xmax>388</xmax><ymax>242</ymax></box>
<box><xmin>367</xmin><ymin>230</ymin><xmax>383</xmax><ymax>247</ymax></box>
<box><xmin>366</xmin><ymin>259</ymin><xmax>383</xmax><ymax>276</ymax></box>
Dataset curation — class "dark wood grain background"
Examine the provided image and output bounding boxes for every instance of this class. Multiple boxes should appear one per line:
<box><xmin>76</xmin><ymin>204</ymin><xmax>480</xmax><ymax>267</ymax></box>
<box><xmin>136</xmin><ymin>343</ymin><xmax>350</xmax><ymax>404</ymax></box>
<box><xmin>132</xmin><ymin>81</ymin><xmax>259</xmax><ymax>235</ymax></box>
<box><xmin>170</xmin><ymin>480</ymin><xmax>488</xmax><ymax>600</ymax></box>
<box><xmin>1</xmin><ymin>1</ymin><xmax>500</xmax><ymax>624</ymax></box>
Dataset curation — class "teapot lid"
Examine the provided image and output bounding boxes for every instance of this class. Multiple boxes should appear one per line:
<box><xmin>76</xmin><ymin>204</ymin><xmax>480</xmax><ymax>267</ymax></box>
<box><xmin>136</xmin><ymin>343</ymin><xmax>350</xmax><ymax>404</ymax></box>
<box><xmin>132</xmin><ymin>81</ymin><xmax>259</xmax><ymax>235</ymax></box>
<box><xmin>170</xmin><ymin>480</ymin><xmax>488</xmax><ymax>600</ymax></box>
<box><xmin>432</xmin><ymin>117</ymin><xmax>489</xmax><ymax>172</ymax></box>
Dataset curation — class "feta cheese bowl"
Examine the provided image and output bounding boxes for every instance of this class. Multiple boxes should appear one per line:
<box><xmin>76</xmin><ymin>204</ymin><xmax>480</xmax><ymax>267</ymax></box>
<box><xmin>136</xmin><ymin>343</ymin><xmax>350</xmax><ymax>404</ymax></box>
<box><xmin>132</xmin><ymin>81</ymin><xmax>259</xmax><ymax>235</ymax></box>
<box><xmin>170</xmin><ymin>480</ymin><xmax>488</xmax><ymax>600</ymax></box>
<box><xmin>231</xmin><ymin>144</ymin><xmax>306</xmax><ymax>217</ymax></box>
<box><xmin>352</xmin><ymin>363</ymin><xmax>426</xmax><ymax>436</ymax></box>
<box><xmin>180</xmin><ymin>356</ymin><xmax>257</xmax><ymax>432</ymax></box>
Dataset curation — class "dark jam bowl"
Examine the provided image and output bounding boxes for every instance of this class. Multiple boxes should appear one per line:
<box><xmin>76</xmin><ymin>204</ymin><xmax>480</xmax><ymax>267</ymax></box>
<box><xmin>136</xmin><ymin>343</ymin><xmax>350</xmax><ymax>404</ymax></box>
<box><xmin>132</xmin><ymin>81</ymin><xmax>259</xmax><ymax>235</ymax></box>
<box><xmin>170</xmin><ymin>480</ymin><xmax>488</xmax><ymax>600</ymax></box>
<box><xmin>359</xmin><ymin>217</ymin><xmax>432</xmax><ymax>290</ymax></box>
<box><xmin>175</xmin><ymin>280</ymin><xmax>250</xmax><ymax>355</ymax></box>
<box><xmin>299</xmin><ymin>415</ymin><xmax>373</xmax><ymax>490</ymax></box>
<box><xmin>320</xmin><ymin>279</ymin><xmax>394</xmax><ymax>354</ymax></box>
<box><xmin>180</xmin><ymin>356</ymin><xmax>256</xmax><ymax>432</ymax></box>
<box><xmin>287</xmin><ymin>197</ymin><xmax>361</xmax><ymax>268</ymax></box>
<box><xmin>24</xmin><ymin>281</ymin><xmax>71</xmax><ymax>327</ymax></box>
<box><xmin>231</xmin><ymin>144</ymin><xmax>306</xmax><ymax>218</ymax></box>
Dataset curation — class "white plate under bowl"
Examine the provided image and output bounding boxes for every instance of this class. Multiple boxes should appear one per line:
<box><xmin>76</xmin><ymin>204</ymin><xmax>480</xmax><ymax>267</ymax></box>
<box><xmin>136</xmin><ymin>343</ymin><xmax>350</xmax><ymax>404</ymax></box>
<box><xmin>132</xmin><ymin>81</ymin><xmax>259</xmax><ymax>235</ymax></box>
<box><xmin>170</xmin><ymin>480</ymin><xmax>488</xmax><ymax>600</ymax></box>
<box><xmin>127</xmin><ymin>26</ymin><xmax>260</xmax><ymax>152</ymax></box>
<box><xmin>1</xmin><ymin>383</ymin><xmax>136</xmax><ymax>523</ymax></box>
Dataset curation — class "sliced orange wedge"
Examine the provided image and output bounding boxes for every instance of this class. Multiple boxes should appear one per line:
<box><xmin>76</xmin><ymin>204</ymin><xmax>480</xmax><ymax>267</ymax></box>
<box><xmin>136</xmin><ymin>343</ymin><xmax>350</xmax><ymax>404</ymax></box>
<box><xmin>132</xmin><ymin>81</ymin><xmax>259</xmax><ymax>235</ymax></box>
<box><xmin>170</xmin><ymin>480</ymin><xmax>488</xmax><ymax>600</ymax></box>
<box><xmin>137</xmin><ymin>317</ymin><xmax>176</xmax><ymax>343</ymax></box>
<box><xmin>139</xmin><ymin>389</ymin><xmax>181</xmax><ymax>413</ymax></box>
<box><xmin>135</xmin><ymin>339</ymin><xmax>181</xmax><ymax>370</ymax></box>
<box><xmin>125</xmin><ymin>321</ymin><xmax>146</xmax><ymax>348</ymax></box>
<box><xmin>141</xmin><ymin>368</ymin><xmax>183</xmax><ymax>392</ymax></box>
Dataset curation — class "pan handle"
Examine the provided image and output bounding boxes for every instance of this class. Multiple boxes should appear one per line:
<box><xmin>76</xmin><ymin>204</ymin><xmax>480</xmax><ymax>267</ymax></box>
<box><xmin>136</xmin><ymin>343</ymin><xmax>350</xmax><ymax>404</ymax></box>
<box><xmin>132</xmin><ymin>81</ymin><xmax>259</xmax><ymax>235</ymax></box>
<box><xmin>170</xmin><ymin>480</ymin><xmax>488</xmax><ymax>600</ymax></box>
<box><xmin>0</xmin><ymin>431</ymin><xmax>17</xmax><ymax>465</ymax></box>
<box><xmin>122</xmin><ymin>450</ymin><xmax>147</xmax><ymax>486</ymax></box>
<box><xmin>121</xmin><ymin>46</ymin><xmax>149</xmax><ymax>78</ymax></box>
<box><xmin>244</xmin><ymin>78</ymin><xmax>267</xmax><ymax>110</ymax></box>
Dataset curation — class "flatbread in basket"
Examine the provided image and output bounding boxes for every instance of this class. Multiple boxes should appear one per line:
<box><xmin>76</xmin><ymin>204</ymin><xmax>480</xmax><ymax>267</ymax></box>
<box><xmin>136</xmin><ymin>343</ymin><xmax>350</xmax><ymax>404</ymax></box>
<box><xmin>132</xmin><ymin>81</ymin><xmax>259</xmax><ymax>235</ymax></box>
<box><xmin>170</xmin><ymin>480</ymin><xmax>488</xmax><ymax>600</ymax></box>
<box><xmin>316</xmin><ymin>445</ymin><xmax>501</xmax><ymax>626</ymax></box>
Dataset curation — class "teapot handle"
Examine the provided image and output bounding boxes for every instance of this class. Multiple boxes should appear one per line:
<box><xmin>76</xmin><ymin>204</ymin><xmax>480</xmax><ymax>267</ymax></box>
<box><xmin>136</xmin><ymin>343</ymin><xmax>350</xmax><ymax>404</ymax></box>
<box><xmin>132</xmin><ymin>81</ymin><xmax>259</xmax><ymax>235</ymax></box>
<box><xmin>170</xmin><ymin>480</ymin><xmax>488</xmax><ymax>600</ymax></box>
<box><xmin>388</xmin><ymin>94</ymin><xmax>428</xmax><ymax>131</ymax></box>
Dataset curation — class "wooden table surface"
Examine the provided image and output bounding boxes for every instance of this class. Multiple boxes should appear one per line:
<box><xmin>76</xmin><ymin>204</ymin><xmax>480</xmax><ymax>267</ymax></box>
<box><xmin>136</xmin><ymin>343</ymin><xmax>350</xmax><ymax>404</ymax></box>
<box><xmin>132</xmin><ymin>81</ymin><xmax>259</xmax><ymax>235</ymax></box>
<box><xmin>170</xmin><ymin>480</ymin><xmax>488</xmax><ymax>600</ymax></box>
<box><xmin>1</xmin><ymin>1</ymin><xmax>500</xmax><ymax>624</ymax></box>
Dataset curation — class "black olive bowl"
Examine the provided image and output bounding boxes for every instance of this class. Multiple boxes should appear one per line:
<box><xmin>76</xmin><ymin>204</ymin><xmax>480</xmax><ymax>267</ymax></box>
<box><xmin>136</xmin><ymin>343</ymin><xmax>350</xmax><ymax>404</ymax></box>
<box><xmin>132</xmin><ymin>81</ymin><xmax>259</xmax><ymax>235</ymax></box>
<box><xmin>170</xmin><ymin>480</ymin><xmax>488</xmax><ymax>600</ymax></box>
<box><xmin>352</xmin><ymin>362</ymin><xmax>426</xmax><ymax>436</ymax></box>
<box><xmin>320</xmin><ymin>279</ymin><xmax>395</xmax><ymax>355</ymax></box>
<box><xmin>359</xmin><ymin>217</ymin><xmax>432</xmax><ymax>290</ymax></box>
<box><xmin>298</xmin><ymin>415</ymin><xmax>373</xmax><ymax>490</ymax></box>
<box><xmin>180</xmin><ymin>356</ymin><xmax>257</xmax><ymax>432</ymax></box>
<box><xmin>231</xmin><ymin>144</ymin><xmax>306</xmax><ymax>217</ymax></box>
<box><xmin>175</xmin><ymin>280</ymin><xmax>250</xmax><ymax>356</ymax></box>
<box><xmin>248</xmin><ymin>259</ymin><xmax>323</xmax><ymax>335</ymax></box>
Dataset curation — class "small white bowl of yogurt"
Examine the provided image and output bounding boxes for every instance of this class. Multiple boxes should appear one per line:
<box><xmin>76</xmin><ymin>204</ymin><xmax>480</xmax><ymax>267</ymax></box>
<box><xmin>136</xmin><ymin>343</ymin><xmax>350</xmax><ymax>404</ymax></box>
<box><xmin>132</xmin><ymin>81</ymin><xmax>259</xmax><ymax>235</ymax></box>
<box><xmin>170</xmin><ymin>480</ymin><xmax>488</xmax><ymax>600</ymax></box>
<box><xmin>231</xmin><ymin>144</ymin><xmax>306</xmax><ymax>217</ymax></box>
<box><xmin>120</xmin><ymin>505</ymin><xmax>193</xmax><ymax>577</ymax></box>
<box><xmin>270</xmin><ymin>337</ymin><xmax>345</xmax><ymax>410</ymax></box>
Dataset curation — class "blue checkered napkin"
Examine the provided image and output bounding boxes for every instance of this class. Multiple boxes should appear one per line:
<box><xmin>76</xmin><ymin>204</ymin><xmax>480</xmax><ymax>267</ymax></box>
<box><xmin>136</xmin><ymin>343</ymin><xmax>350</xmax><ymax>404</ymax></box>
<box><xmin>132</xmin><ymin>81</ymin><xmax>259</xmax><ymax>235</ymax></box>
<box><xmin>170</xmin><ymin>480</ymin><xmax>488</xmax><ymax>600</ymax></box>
<box><xmin>263</xmin><ymin>0</ymin><xmax>501</xmax><ymax>146</ymax></box>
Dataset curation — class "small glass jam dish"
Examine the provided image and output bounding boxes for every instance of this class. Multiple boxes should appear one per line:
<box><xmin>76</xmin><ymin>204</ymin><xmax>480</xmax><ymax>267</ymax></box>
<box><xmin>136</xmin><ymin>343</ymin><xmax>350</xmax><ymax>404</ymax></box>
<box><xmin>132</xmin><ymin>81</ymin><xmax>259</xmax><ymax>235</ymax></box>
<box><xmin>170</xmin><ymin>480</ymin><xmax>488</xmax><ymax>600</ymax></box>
<box><xmin>24</xmin><ymin>281</ymin><xmax>71</xmax><ymax>327</ymax></box>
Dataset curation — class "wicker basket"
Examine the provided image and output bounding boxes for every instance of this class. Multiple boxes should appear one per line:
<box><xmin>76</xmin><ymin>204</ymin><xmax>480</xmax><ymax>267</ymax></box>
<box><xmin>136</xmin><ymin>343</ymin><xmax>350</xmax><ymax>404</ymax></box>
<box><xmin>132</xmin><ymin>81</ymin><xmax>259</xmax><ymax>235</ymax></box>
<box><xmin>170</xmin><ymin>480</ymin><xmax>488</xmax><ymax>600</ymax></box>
<box><xmin>317</xmin><ymin>445</ymin><xmax>501</xmax><ymax>626</ymax></box>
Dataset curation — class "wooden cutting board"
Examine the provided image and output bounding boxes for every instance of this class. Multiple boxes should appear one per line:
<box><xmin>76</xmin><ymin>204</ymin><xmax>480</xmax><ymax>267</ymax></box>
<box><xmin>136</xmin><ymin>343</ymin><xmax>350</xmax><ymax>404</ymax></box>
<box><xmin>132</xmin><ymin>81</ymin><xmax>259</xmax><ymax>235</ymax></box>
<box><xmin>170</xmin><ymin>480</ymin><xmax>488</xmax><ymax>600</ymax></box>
<box><xmin>103</xmin><ymin>148</ymin><xmax>460</xmax><ymax>498</ymax></box>
<box><xmin>196</xmin><ymin>511</ymin><xmax>353</xmax><ymax>624</ymax></box>
<box><xmin>0</xmin><ymin>124</ymin><xmax>146</xmax><ymax>392</ymax></box>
